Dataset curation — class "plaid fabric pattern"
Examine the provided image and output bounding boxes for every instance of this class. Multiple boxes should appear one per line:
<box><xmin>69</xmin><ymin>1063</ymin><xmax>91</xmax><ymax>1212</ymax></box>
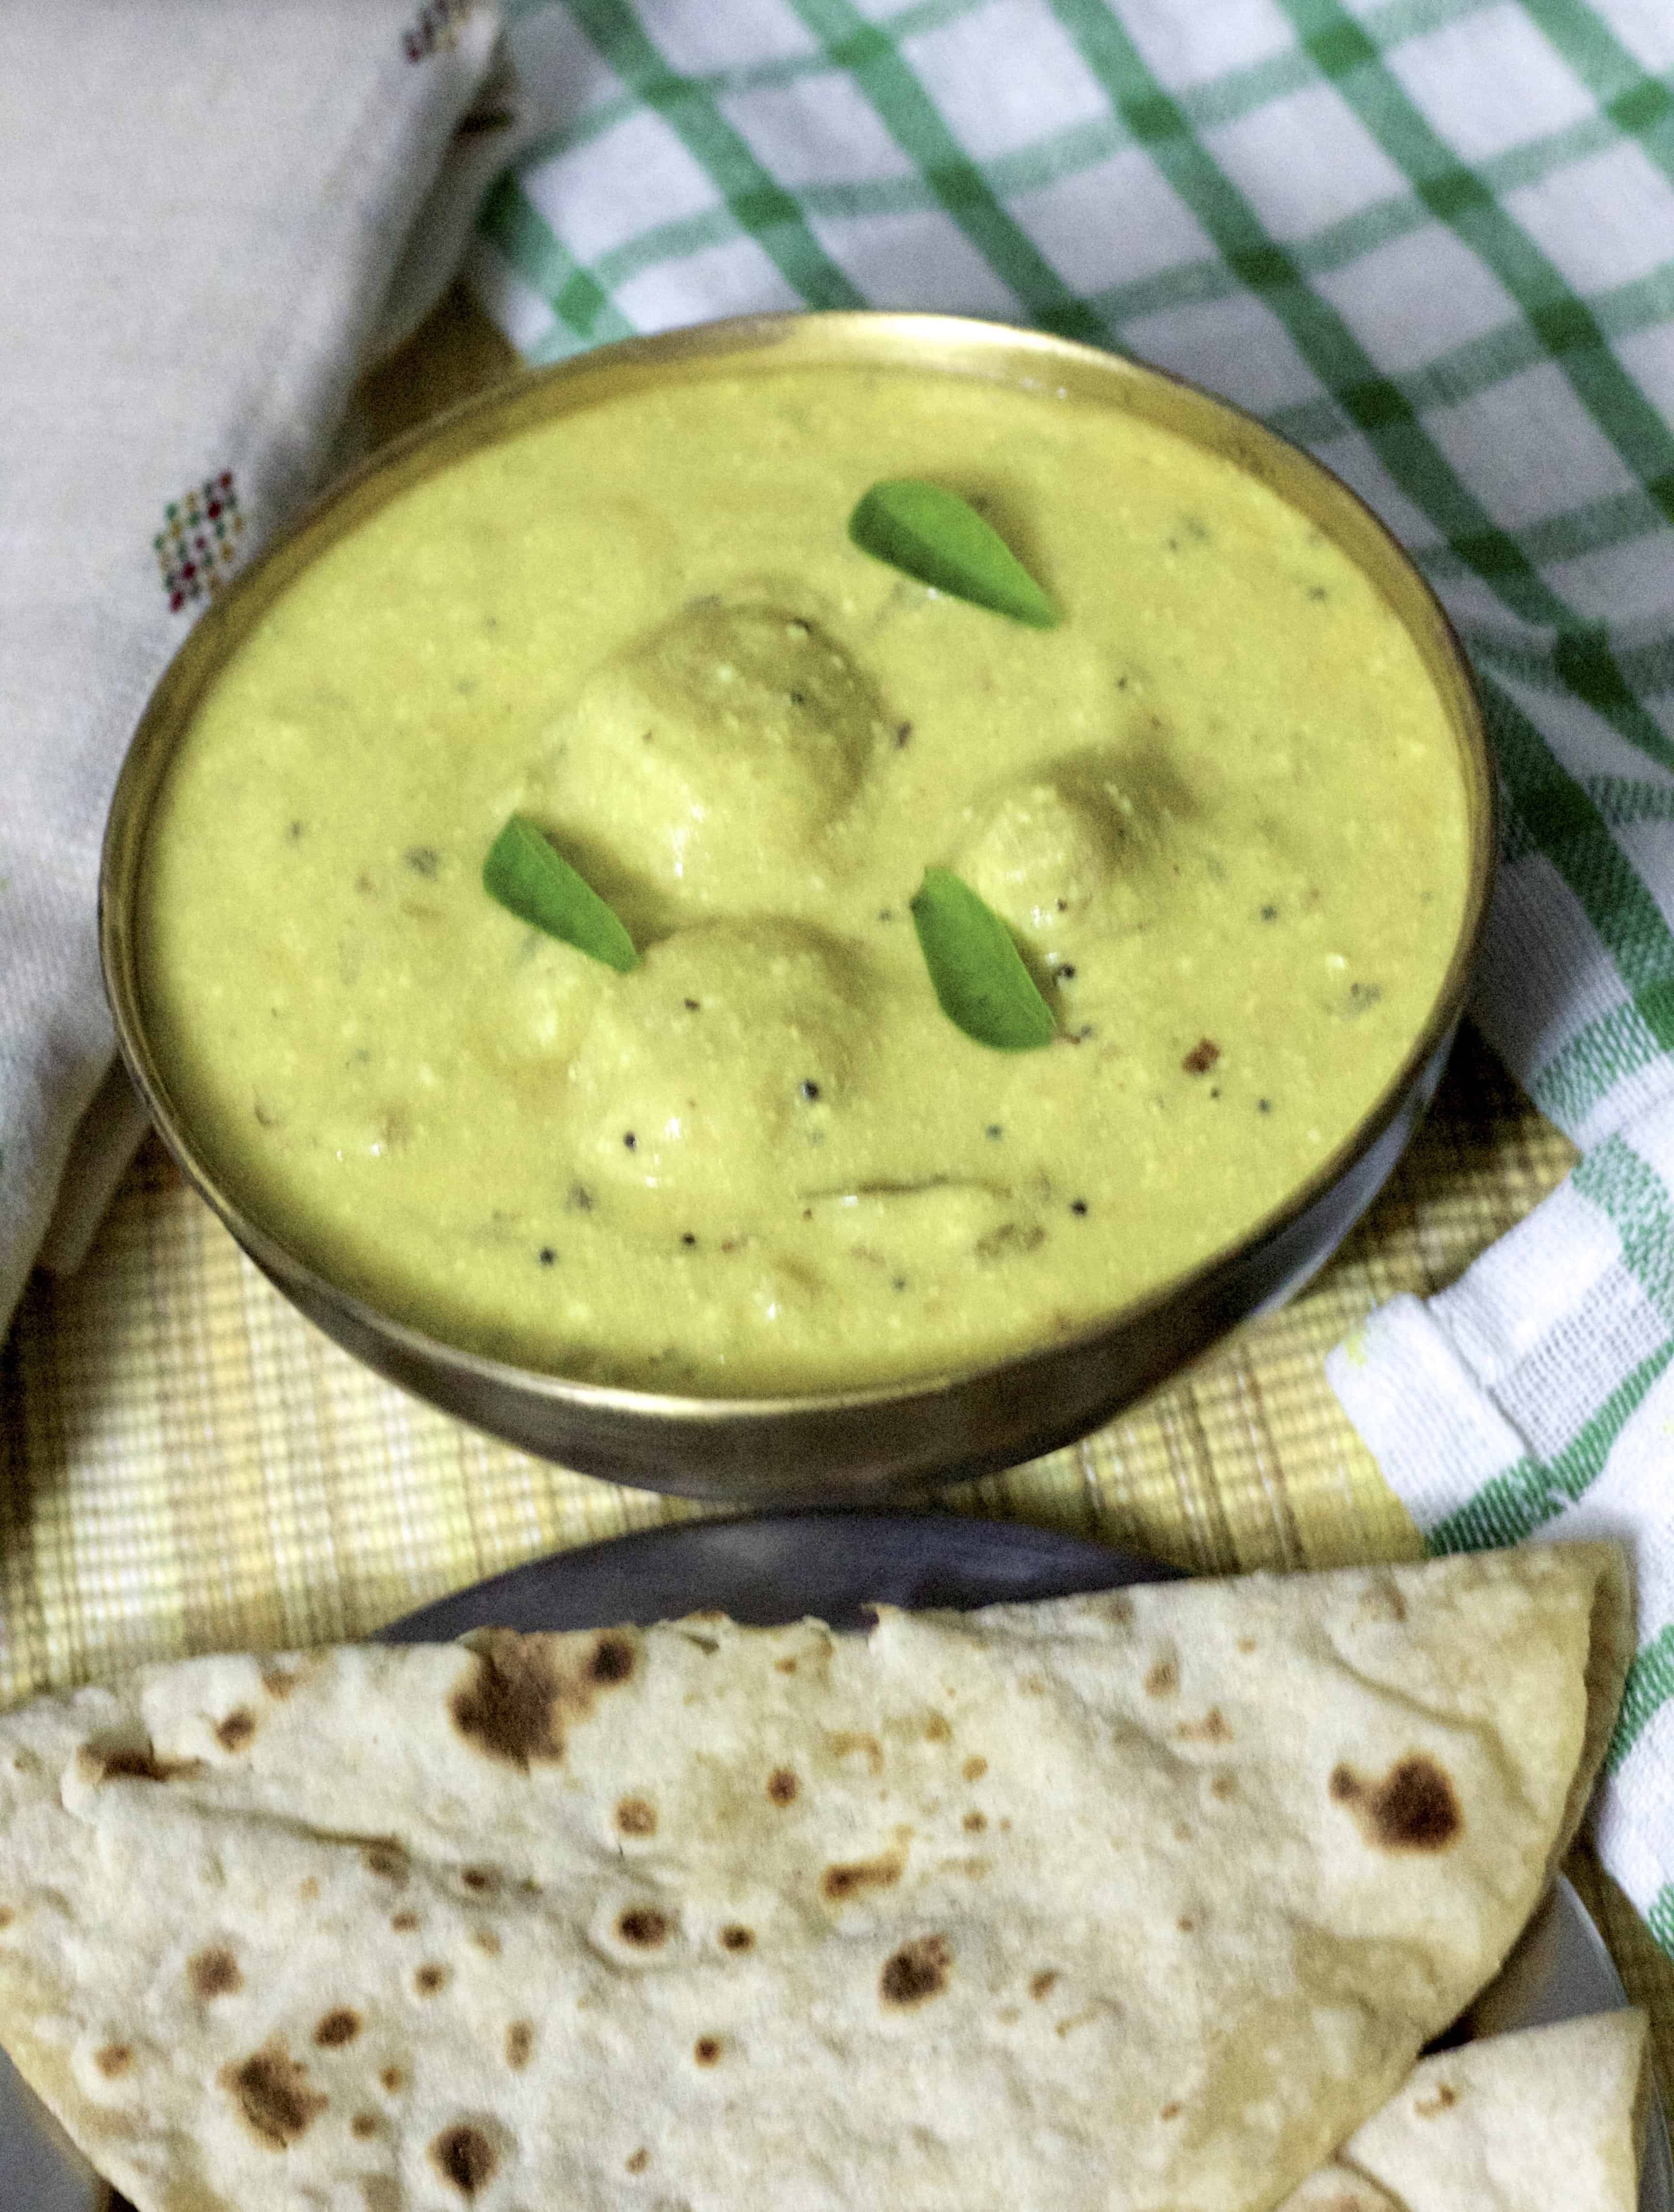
<box><xmin>463</xmin><ymin>0</ymin><xmax>1674</xmax><ymax>1950</ymax></box>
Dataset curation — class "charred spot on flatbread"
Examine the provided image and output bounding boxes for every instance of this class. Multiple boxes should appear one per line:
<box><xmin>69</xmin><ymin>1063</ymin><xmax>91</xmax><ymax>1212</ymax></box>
<box><xmin>719</xmin><ymin>1923</ymin><xmax>755</xmax><ymax>1952</ymax></box>
<box><xmin>450</xmin><ymin>1628</ymin><xmax>637</xmax><ymax>1771</ymax></box>
<box><xmin>188</xmin><ymin>1946</ymin><xmax>242</xmax><ymax>2000</ymax></box>
<box><xmin>1029</xmin><ymin>1970</ymin><xmax>1058</xmax><ymax>2001</ymax></box>
<box><xmin>616</xmin><ymin>1796</ymin><xmax>657</xmax><ymax>1837</ymax></box>
<box><xmin>78</xmin><ymin>1737</ymin><xmax>202</xmax><ymax>1786</ymax></box>
<box><xmin>1145</xmin><ymin>1658</ymin><xmax>1178</xmax><ymax>1698</ymax></box>
<box><xmin>472</xmin><ymin>1928</ymin><xmax>502</xmax><ymax>1956</ymax></box>
<box><xmin>822</xmin><ymin>1849</ymin><xmax>903</xmax><ymax>1903</ymax></box>
<box><xmin>767</xmin><ymin>1766</ymin><xmax>799</xmax><ymax>1806</ymax></box>
<box><xmin>964</xmin><ymin>1811</ymin><xmax>988</xmax><ymax>1833</ymax></box>
<box><xmin>94</xmin><ymin>2043</ymin><xmax>132</xmax><ymax>2078</ymax></box>
<box><xmin>505</xmin><ymin>2021</ymin><xmax>534</xmax><ymax>2070</ymax></box>
<box><xmin>430</xmin><ymin>2122</ymin><xmax>498</xmax><ymax>2197</ymax></box>
<box><xmin>616</xmin><ymin>1907</ymin><xmax>671</xmax><ymax>1949</ymax></box>
<box><xmin>1330</xmin><ymin>1756</ymin><xmax>1462</xmax><ymax>1852</ymax></box>
<box><xmin>390</xmin><ymin>1910</ymin><xmax>420</xmax><ymax>1933</ymax></box>
<box><xmin>694</xmin><ymin>2035</ymin><xmax>723</xmax><ymax>2066</ymax></box>
<box><xmin>313</xmin><ymin>2008</ymin><xmax>360</xmax><ymax>2048</ymax></box>
<box><xmin>362</xmin><ymin>1840</ymin><xmax>409</xmax><ymax>1884</ymax></box>
<box><xmin>1175</xmin><ymin>1707</ymin><xmax>1233</xmax><ymax>1744</ymax></box>
<box><xmin>381</xmin><ymin>2066</ymin><xmax>406</xmax><ymax>2094</ymax></box>
<box><xmin>626</xmin><ymin>2149</ymin><xmax>650</xmax><ymax>2173</ymax></box>
<box><xmin>220</xmin><ymin>2038</ymin><xmax>327</xmax><ymax>2149</ymax></box>
<box><xmin>1415</xmin><ymin>2082</ymin><xmax>1458</xmax><ymax>2116</ymax></box>
<box><xmin>880</xmin><ymin>1935</ymin><xmax>951</xmax><ymax>2008</ymax></box>
<box><xmin>352</xmin><ymin>2111</ymin><xmax>381</xmax><ymax>2139</ymax></box>
<box><xmin>962</xmin><ymin>1755</ymin><xmax>988</xmax><ymax>1782</ymax></box>
<box><xmin>461</xmin><ymin>1865</ymin><xmax>500</xmax><ymax>1893</ymax></box>
<box><xmin>215</xmin><ymin>1708</ymin><xmax>257</xmax><ymax>1752</ymax></box>
<box><xmin>414</xmin><ymin>1963</ymin><xmax>452</xmax><ymax>1997</ymax></box>
<box><xmin>590</xmin><ymin>1633</ymin><xmax>636</xmax><ymax>1685</ymax></box>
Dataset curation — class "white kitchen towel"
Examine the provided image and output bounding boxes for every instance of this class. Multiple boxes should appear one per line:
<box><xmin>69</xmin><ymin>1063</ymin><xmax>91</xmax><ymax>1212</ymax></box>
<box><xmin>1328</xmin><ymin>1094</ymin><xmax>1674</xmax><ymax>1954</ymax></box>
<box><xmin>0</xmin><ymin>0</ymin><xmax>503</xmax><ymax>1338</ymax></box>
<box><xmin>457</xmin><ymin>0</ymin><xmax>1674</xmax><ymax>1942</ymax></box>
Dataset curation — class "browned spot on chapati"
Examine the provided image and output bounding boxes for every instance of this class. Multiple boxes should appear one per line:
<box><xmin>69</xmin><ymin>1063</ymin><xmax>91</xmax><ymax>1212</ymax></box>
<box><xmin>720</xmin><ymin>1923</ymin><xmax>755</xmax><ymax>1952</ymax></box>
<box><xmin>775</xmin><ymin>1656</ymin><xmax>798</xmax><ymax>1674</ymax></box>
<box><xmin>78</xmin><ymin>1740</ymin><xmax>203</xmax><ymax>1786</ymax></box>
<box><xmin>220</xmin><ymin>2039</ymin><xmax>327</xmax><ymax>2149</ymax></box>
<box><xmin>1182</xmin><ymin>1037</ymin><xmax>1220</xmax><ymax>1075</ymax></box>
<box><xmin>352</xmin><ymin>2112</ymin><xmax>380</xmax><ymax>2139</ymax></box>
<box><xmin>94</xmin><ymin>2043</ymin><xmax>132</xmax><ymax>2078</ymax></box>
<box><xmin>216</xmin><ymin>1707</ymin><xmax>257</xmax><ymax>1752</ymax></box>
<box><xmin>591</xmin><ymin>1633</ymin><xmax>636</xmax><ymax>1684</ymax></box>
<box><xmin>1029</xmin><ymin>1970</ymin><xmax>1058</xmax><ymax>2001</ymax></box>
<box><xmin>313</xmin><ymin>2009</ymin><xmax>360</xmax><ymax>2048</ymax></box>
<box><xmin>1175</xmin><ymin>1707</ymin><xmax>1232</xmax><ymax>1744</ymax></box>
<box><xmin>881</xmin><ymin>1935</ymin><xmax>950</xmax><ymax>2008</ymax></box>
<box><xmin>626</xmin><ymin>2149</ymin><xmax>650</xmax><ymax>2174</ymax></box>
<box><xmin>923</xmin><ymin>1712</ymin><xmax>952</xmax><ymax>1743</ymax></box>
<box><xmin>617</xmin><ymin>1907</ymin><xmax>671</xmax><ymax>1948</ymax></box>
<box><xmin>381</xmin><ymin>2067</ymin><xmax>406</xmax><ymax>2094</ymax></box>
<box><xmin>1237</xmin><ymin>1636</ymin><xmax>1258</xmax><ymax>1655</ymax></box>
<box><xmin>390</xmin><ymin>1911</ymin><xmax>419</xmax><ymax>1933</ymax></box>
<box><xmin>693</xmin><ymin>2036</ymin><xmax>723</xmax><ymax>2066</ymax></box>
<box><xmin>362</xmin><ymin>1841</ymin><xmax>408</xmax><ymax>1883</ymax></box>
<box><xmin>414</xmin><ymin>1963</ymin><xmax>451</xmax><ymax>1996</ymax></box>
<box><xmin>1177</xmin><ymin>1915</ymin><xmax>1196</xmax><ymax>1933</ymax></box>
<box><xmin>963</xmin><ymin>1810</ymin><xmax>987</xmax><ymax>1833</ymax></box>
<box><xmin>767</xmin><ymin>1767</ymin><xmax>799</xmax><ymax>1806</ymax></box>
<box><xmin>1210</xmin><ymin>1772</ymin><xmax>1238</xmax><ymax>1800</ymax></box>
<box><xmin>822</xmin><ymin>1848</ymin><xmax>903</xmax><ymax>1902</ymax></box>
<box><xmin>460</xmin><ymin>1865</ymin><xmax>499</xmax><ymax>1893</ymax></box>
<box><xmin>827</xmin><ymin>1730</ymin><xmax>883</xmax><ymax>1773</ymax></box>
<box><xmin>1160</xmin><ymin>2101</ymin><xmax>1182</xmax><ymax>2120</ymax></box>
<box><xmin>962</xmin><ymin>1755</ymin><xmax>987</xmax><ymax>1782</ymax></box>
<box><xmin>1330</xmin><ymin>1756</ymin><xmax>1462</xmax><ymax>1852</ymax></box>
<box><xmin>0</xmin><ymin>1907</ymin><xmax>14</xmax><ymax>1930</ymax></box>
<box><xmin>189</xmin><ymin>1947</ymin><xmax>242</xmax><ymax>1999</ymax></box>
<box><xmin>430</xmin><ymin>2122</ymin><xmax>497</xmax><ymax>2197</ymax></box>
<box><xmin>505</xmin><ymin>2020</ymin><xmax>534</xmax><ymax>2070</ymax></box>
<box><xmin>1415</xmin><ymin>2083</ymin><xmax>1458</xmax><ymax>2116</ymax></box>
<box><xmin>616</xmin><ymin>1797</ymin><xmax>657</xmax><ymax>1837</ymax></box>
<box><xmin>472</xmin><ymin>1928</ymin><xmax>502</xmax><ymax>1956</ymax></box>
<box><xmin>261</xmin><ymin>1667</ymin><xmax>300</xmax><ymax>1700</ymax></box>
<box><xmin>1144</xmin><ymin>1658</ymin><xmax>1178</xmax><ymax>1698</ymax></box>
<box><xmin>298</xmin><ymin>1877</ymin><xmax>320</xmax><ymax>1901</ymax></box>
<box><xmin>449</xmin><ymin>1626</ymin><xmax>638</xmax><ymax>1771</ymax></box>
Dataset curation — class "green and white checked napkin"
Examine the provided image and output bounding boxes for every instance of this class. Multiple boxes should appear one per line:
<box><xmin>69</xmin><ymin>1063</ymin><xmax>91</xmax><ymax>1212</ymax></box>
<box><xmin>460</xmin><ymin>1</ymin><xmax>1674</xmax><ymax>1935</ymax></box>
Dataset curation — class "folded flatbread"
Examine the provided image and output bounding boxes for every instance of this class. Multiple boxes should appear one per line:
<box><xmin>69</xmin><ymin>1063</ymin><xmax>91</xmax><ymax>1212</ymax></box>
<box><xmin>0</xmin><ymin>1544</ymin><xmax>1628</xmax><ymax>2212</ymax></box>
<box><xmin>1279</xmin><ymin>2008</ymin><xmax>1648</xmax><ymax>2211</ymax></box>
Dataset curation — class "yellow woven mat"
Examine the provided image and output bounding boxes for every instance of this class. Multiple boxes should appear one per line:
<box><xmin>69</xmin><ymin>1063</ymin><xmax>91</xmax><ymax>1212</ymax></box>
<box><xmin>5</xmin><ymin>286</ymin><xmax>1670</xmax><ymax>2101</ymax></box>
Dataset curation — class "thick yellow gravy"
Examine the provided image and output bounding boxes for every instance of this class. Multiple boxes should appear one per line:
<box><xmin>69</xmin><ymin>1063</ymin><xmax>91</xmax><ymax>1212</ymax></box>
<box><xmin>140</xmin><ymin>365</ymin><xmax>1470</xmax><ymax>1394</ymax></box>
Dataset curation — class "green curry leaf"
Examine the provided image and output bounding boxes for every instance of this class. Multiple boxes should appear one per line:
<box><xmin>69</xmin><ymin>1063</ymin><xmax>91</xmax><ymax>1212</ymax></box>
<box><xmin>482</xmin><ymin>815</ymin><xmax>638</xmax><ymax>973</ymax></box>
<box><xmin>849</xmin><ymin>480</ymin><xmax>1059</xmax><ymax>628</ymax></box>
<box><xmin>909</xmin><ymin>868</ymin><xmax>1057</xmax><ymax>1052</ymax></box>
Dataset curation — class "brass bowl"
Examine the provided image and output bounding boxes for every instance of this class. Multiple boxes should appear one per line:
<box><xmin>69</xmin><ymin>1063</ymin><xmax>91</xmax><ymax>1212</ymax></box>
<box><xmin>100</xmin><ymin>311</ymin><xmax>1494</xmax><ymax>1504</ymax></box>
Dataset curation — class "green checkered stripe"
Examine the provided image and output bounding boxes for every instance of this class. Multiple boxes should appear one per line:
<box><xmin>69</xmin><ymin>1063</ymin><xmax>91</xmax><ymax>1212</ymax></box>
<box><xmin>468</xmin><ymin>0</ymin><xmax>1674</xmax><ymax>1147</ymax></box>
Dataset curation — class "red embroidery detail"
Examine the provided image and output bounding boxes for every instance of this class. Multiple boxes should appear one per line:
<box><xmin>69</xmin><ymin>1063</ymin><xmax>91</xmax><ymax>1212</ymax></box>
<box><xmin>404</xmin><ymin>0</ymin><xmax>475</xmax><ymax>60</ymax></box>
<box><xmin>155</xmin><ymin>473</ymin><xmax>245</xmax><ymax>613</ymax></box>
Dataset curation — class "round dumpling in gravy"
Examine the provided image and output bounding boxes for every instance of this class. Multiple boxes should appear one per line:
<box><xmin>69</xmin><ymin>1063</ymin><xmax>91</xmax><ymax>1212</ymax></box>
<box><xmin>953</xmin><ymin>750</ymin><xmax>1189</xmax><ymax>947</ymax></box>
<box><xmin>566</xmin><ymin>921</ymin><xmax>879</xmax><ymax>1222</ymax></box>
<box><xmin>541</xmin><ymin>600</ymin><xmax>886</xmax><ymax>919</ymax></box>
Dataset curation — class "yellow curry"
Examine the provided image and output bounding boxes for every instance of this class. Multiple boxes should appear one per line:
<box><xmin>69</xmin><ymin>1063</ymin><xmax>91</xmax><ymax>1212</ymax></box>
<box><xmin>140</xmin><ymin>365</ymin><xmax>1470</xmax><ymax>1394</ymax></box>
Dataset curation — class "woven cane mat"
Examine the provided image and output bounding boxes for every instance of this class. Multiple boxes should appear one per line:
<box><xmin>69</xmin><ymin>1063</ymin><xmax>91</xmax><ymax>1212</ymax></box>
<box><xmin>6</xmin><ymin>285</ymin><xmax>1670</xmax><ymax>2083</ymax></box>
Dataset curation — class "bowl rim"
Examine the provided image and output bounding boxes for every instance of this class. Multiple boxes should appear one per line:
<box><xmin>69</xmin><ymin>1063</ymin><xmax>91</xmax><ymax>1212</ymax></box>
<box><xmin>100</xmin><ymin>306</ymin><xmax>1497</xmax><ymax>1423</ymax></box>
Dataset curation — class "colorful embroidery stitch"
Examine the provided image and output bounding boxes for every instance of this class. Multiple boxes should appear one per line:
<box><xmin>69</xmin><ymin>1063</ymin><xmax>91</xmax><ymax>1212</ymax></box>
<box><xmin>154</xmin><ymin>473</ymin><xmax>244</xmax><ymax>614</ymax></box>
